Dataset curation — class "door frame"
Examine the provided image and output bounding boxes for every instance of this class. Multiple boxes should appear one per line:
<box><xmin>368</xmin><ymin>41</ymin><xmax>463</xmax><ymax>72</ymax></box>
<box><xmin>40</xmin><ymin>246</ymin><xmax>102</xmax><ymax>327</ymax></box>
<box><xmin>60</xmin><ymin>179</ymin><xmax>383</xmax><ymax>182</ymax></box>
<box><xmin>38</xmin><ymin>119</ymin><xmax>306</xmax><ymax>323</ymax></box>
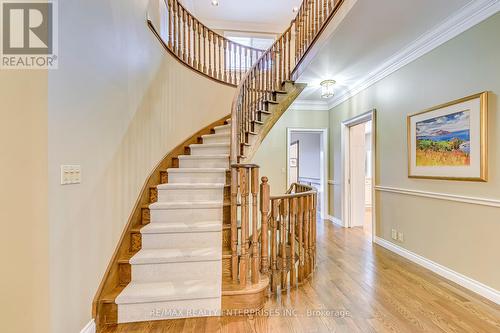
<box><xmin>341</xmin><ymin>110</ymin><xmax>376</xmax><ymax>241</ymax></box>
<box><xmin>286</xmin><ymin>128</ymin><xmax>329</xmax><ymax>220</ymax></box>
<box><xmin>289</xmin><ymin>140</ymin><xmax>300</xmax><ymax>184</ymax></box>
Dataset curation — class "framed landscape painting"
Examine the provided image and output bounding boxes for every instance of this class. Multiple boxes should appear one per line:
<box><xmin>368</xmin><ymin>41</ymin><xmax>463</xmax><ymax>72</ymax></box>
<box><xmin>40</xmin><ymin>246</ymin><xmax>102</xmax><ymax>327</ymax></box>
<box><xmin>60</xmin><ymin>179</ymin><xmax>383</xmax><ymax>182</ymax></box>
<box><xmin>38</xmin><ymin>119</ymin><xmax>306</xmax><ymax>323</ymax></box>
<box><xmin>407</xmin><ymin>92</ymin><xmax>488</xmax><ymax>181</ymax></box>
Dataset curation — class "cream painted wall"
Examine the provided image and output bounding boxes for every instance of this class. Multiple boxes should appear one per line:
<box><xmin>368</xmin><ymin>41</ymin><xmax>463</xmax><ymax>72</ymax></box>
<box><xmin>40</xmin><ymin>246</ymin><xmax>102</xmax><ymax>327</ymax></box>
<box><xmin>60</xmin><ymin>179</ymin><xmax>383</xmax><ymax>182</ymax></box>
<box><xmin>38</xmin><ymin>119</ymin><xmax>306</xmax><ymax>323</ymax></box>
<box><xmin>0</xmin><ymin>71</ymin><xmax>49</xmax><ymax>333</ymax></box>
<box><xmin>328</xmin><ymin>13</ymin><xmax>500</xmax><ymax>290</ymax></box>
<box><xmin>47</xmin><ymin>1</ymin><xmax>234</xmax><ymax>333</ymax></box>
<box><xmin>252</xmin><ymin>109</ymin><xmax>329</xmax><ymax>195</ymax></box>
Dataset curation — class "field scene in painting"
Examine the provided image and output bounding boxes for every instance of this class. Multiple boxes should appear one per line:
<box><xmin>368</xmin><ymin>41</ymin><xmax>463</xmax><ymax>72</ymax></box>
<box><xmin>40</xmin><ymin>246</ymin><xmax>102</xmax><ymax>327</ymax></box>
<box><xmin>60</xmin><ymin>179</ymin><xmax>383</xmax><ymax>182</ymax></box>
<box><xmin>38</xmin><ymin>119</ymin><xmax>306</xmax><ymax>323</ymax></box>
<box><xmin>416</xmin><ymin>110</ymin><xmax>470</xmax><ymax>166</ymax></box>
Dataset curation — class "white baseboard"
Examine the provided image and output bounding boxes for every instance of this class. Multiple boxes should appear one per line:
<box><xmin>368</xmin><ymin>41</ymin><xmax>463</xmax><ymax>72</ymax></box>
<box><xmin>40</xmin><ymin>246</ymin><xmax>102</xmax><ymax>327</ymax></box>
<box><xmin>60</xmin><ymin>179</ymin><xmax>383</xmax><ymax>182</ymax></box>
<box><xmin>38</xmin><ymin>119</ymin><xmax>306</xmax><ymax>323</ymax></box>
<box><xmin>80</xmin><ymin>319</ymin><xmax>96</xmax><ymax>333</ymax></box>
<box><xmin>374</xmin><ymin>236</ymin><xmax>500</xmax><ymax>305</ymax></box>
<box><xmin>326</xmin><ymin>214</ymin><xmax>344</xmax><ymax>227</ymax></box>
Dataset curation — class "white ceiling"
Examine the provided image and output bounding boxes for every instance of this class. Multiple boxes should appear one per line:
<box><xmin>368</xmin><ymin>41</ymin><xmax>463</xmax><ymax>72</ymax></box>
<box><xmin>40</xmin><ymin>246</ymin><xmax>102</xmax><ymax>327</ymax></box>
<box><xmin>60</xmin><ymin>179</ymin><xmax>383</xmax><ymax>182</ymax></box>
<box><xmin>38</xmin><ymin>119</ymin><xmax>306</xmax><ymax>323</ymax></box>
<box><xmin>293</xmin><ymin>0</ymin><xmax>486</xmax><ymax>107</ymax></box>
<box><xmin>180</xmin><ymin>0</ymin><xmax>302</xmax><ymax>33</ymax></box>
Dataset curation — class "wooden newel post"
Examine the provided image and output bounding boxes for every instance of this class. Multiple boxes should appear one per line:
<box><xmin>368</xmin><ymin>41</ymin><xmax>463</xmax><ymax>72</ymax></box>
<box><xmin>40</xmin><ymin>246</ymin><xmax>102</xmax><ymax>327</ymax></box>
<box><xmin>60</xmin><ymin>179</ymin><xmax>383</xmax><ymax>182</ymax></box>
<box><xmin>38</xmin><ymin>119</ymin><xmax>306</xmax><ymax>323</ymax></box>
<box><xmin>280</xmin><ymin>199</ymin><xmax>289</xmax><ymax>290</ymax></box>
<box><xmin>260</xmin><ymin>177</ymin><xmax>270</xmax><ymax>274</ymax></box>
<box><xmin>239</xmin><ymin>167</ymin><xmax>249</xmax><ymax>287</ymax></box>
<box><xmin>290</xmin><ymin>197</ymin><xmax>298</xmax><ymax>287</ymax></box>
<box><xmin>230</xmin><ymin>168</ymin><xmax>238</xmax><ymax>281</ymax></box>
<box><xmin>271</xmin><ymin>199</ymin><xmax>279</xmax><ymax>292</ymax></box>
<box><xmin>297</xmin><ymin>196</ymin><xmax>304</xmax><ymax>282</ymax></box>
<box><xmin>251</xmin><ymin>167</ymin><xmax>260</xmax><ymax>284</ymax></box>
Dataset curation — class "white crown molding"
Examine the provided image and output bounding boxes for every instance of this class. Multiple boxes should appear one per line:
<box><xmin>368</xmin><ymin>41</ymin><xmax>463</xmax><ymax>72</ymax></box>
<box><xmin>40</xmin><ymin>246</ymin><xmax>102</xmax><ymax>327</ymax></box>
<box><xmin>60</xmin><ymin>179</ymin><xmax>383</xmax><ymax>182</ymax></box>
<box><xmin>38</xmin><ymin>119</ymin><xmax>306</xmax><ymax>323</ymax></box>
<box><xmin>326</xmin><ymin>0</ymin><xmax>500</xmax><ymax>110</ymax></box>
<box><xmin>80</xmin><ymin>319</ymin><xmax>96</xmax><ymax>333</ymax></box>
<box><xmin>374</xmin><ymin>236</ymin><xmax>500</xmax><ymax>305</ymax></box>
<box><xmin>290</xmin><ymin>99</ymin><xmax>330</xmax><ymax>111</ymax></box>
<box><xmin>375</xmin><ymin>185</ymin><xmax>500</xmax><ymax>208</ymax></box>
<box><xmin>326</xmin><ymin>214</ymin><xmax>344</xmax><ymax>227</ymax></box>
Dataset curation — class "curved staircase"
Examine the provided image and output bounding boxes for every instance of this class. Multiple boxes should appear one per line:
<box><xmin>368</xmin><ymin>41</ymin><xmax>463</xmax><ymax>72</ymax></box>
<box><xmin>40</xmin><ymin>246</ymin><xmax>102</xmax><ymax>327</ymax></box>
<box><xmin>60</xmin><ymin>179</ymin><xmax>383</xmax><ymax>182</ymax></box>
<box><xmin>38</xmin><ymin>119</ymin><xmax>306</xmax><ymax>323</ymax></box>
<box><xmin>115</xmin><ymin>121</ymin><xmax>231</xmax><ymax>323</ymax></box>
<box><xmin>94</xmin><ymin>0</ymin><xmax>344</xmax><ymax>330</ymax></box>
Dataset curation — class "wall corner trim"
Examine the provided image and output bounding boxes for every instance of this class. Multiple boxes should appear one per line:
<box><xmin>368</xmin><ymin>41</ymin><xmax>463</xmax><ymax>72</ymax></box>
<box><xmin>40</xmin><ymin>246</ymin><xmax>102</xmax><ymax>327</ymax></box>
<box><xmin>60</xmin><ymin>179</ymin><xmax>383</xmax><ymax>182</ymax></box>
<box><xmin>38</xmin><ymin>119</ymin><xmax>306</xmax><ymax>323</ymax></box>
<box><xmin>326</xmin><ymin>0</ymin><xmax>500</xmax><ymax>110</ymax></box>
<box><xmin>374</xmin><ymin>236</ymin><xmax>500</xmax><ymax>305</ymax></box>
<box><xmin>80</xmin><ymin>319</ymin><xmax>96</xmax><ymax>333</ymax></box>
<box><xmin>326</xmin><ymin>214</ymin><xmax>344</xmax><ymax>227</ymax></box>
<box><xmin>375</xmin><ymin>185</ymin><xmax>500</xmax><ymax>208</ymax></box>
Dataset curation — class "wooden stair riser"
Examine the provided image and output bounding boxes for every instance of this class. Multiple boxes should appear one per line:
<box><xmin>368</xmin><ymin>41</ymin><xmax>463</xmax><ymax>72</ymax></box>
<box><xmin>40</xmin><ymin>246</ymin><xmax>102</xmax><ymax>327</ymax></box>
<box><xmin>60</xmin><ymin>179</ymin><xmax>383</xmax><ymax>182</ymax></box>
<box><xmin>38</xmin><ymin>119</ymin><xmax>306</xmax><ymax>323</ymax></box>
<box><xmin>118</xmin><ymin>262</ymin><xmax>131</xmax><ymax>286</ymax></box>
<box><xmin>149</xmin><ymin>187</ymin><xmax>158</xmax><ymax>203</ymax></box>
<box><xmin>97</xmin><ymin>303</ymin><xmax>118</xmax><ymax>327</ymax></box>
<box><xmin>141</xmin><ymin>207</ymin><xmax>150</xmax><ymax>225</ymax></box>
<box><xmin>160</xmin><ymin>170</ymin><xmax>168</xmax><ymax>184</ymax></box>
<box><xmin>130</xmin><ymin>231</ymin><xmax>142</xmax><ymax>252</ymax></box>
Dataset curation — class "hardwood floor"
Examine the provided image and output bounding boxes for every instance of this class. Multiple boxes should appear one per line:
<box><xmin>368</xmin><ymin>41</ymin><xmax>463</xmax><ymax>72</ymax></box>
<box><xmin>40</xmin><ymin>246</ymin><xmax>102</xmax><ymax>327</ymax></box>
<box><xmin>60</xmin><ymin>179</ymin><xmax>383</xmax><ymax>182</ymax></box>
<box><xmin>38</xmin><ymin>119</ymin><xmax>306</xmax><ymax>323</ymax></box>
<box><xmin>102</xmin><ymin>219</ymin><xmax>500</xmax><ymax>333</ymax></box>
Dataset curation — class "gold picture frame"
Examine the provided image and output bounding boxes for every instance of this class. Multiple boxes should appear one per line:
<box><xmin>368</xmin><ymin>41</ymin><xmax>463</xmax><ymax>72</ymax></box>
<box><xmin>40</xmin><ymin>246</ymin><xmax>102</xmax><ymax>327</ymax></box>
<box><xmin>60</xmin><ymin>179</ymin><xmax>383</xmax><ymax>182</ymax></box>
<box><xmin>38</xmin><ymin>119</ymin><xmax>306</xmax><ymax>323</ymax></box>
<box><xmin>407</xmin><ymin>92</ymin><xmax>488</xmax><ymax>181</ymax></box>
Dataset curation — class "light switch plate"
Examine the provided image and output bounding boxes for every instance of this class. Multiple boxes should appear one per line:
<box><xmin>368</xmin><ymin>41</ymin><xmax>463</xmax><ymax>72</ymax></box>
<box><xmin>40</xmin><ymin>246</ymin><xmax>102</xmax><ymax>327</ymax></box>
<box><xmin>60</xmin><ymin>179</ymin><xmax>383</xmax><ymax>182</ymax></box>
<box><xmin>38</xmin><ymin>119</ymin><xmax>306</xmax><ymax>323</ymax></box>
<box><xmin>61</xmin><ymin>165</ymin><xmax>81</xmax><ymax>185</ymax></box>
<box><xmin>391</xmin><ymin>229</ymin><xmax>397</xmax><ymax>240</ymax></box>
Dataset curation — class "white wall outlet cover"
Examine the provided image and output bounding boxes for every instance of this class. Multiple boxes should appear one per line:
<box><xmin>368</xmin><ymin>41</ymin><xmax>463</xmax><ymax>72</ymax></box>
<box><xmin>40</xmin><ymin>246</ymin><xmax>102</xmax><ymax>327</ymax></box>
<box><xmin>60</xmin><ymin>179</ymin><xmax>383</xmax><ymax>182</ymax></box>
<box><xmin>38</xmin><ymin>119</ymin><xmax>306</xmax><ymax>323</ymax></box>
<box><xmin>398</xmin><ymin>232</ymin><xmax>404</xmax><ymax>242</ymax></box>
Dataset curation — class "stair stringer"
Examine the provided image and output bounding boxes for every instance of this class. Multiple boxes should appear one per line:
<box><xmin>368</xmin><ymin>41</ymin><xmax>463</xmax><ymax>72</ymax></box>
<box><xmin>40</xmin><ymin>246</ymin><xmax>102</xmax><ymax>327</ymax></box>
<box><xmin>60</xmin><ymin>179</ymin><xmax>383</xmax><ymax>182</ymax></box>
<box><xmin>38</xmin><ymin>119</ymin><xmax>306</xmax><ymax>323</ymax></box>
<box><xmin>241</xmin><ymin>82</ymin><xmax>307</xmax><ymax>162</ymax></box>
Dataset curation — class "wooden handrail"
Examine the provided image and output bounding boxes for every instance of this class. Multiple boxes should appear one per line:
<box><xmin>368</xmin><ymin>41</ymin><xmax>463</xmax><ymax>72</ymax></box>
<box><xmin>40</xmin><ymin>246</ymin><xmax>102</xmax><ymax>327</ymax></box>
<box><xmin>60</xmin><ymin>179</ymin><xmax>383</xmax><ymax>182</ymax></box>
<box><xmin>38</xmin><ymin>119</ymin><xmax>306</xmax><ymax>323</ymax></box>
<box><xmin>229</xmin><ymin>0</ymin><xmax>344</xmax><ymax>164</ymax></box>
<box><xmin>228</xmin><ymin>0</ymin><xmax>342</xmax><ymax>293</ymax></box>
<box><xmin>152</xmin><ymin>0</ymin><xmax>265</xmax><ymax>86</ymax></box>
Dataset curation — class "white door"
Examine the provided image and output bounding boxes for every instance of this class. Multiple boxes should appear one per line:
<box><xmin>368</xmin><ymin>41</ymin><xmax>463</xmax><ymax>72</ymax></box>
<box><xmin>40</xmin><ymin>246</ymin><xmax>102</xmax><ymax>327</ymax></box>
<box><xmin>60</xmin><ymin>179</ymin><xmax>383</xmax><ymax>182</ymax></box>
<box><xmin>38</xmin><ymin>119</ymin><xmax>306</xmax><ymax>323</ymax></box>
<box><xmin>349</xmin><ymin>123</ymin><xmax>366</xmax><ymax>227</ymax></box>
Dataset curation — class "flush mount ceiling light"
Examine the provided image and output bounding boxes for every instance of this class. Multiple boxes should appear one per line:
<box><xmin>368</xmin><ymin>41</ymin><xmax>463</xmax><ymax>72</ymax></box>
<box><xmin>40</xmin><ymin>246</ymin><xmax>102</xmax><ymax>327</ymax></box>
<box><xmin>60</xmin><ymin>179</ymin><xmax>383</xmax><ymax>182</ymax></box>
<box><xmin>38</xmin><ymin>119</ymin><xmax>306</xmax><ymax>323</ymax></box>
<box><xmin>211</xmin><ymin>0</ymin><xmax>219</xmax><ymax>6</ymax></box>
<box><xmin>320</xmin><ymin>79</ymin><xmax>336</xmax><ymax>99</ymax></box>
<box><xmin>292</xmin><ymin>6</ymin><xmax>299</xmax><ymax>13</ymax></box>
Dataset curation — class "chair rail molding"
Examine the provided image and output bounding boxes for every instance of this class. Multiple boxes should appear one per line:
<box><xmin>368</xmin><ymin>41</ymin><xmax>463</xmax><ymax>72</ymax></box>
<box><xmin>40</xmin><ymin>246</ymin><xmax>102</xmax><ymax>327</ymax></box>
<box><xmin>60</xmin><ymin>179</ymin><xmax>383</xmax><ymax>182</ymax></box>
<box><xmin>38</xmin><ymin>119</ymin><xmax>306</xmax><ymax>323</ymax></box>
<box><xmin>374</xmin><ymin>236</ymin><xmax>500</xmax><ymax>305</ymax></box>
<box><xmin>375</xmin><ymin>185</ymin><xmax>500</xmax><ymax>208</ymax></box>
<box><xmin>326</xmin><ymin>0</ymin><xmax>500</xmax><ymax>110</ymax></box>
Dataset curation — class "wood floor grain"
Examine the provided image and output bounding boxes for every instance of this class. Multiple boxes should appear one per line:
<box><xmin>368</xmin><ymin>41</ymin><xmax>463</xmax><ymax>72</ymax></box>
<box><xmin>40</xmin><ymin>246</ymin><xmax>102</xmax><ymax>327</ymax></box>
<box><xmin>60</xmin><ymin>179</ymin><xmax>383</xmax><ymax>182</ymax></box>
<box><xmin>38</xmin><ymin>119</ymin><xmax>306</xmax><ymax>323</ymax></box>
<box><xmin>102</xmin><ymin>219</ymin><xmax>500</xmax><ymax>333</ymax></box>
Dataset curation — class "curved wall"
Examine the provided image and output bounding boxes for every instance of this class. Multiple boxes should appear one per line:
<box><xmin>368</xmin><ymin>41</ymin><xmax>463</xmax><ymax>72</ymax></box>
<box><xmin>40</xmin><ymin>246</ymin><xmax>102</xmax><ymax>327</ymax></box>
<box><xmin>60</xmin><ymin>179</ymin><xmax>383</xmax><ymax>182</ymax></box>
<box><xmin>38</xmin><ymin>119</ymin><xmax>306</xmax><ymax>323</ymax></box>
<box><xmin>47</xmin><ymin>1</ymin><xmax>234</xmax><ymax>332</ymax></box>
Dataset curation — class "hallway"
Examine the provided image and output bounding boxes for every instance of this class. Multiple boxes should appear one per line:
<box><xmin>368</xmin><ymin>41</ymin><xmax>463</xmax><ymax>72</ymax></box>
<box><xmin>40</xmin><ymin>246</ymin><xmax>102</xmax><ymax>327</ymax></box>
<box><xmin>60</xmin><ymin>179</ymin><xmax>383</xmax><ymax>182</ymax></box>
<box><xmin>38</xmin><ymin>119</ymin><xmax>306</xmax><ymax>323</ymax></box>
<box><xmin>103</xmin><ymin>219</ymin><xmax>500</xmax><ymax>333</ymax></box>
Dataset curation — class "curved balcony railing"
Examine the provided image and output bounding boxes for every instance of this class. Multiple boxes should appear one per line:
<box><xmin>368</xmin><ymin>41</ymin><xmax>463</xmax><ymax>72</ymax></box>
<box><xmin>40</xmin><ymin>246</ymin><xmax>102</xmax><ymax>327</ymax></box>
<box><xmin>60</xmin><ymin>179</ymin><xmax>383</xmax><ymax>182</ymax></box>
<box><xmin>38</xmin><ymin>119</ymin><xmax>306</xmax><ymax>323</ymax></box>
<box><xmin>150</xmin><ymin>0</ymin><xmax>265</xmax><ymax>86</ymax></box>
<box><xmin>230</xmin><ymin>164</ymin><xmax>317</xmax><ymax>289</ymax></box>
